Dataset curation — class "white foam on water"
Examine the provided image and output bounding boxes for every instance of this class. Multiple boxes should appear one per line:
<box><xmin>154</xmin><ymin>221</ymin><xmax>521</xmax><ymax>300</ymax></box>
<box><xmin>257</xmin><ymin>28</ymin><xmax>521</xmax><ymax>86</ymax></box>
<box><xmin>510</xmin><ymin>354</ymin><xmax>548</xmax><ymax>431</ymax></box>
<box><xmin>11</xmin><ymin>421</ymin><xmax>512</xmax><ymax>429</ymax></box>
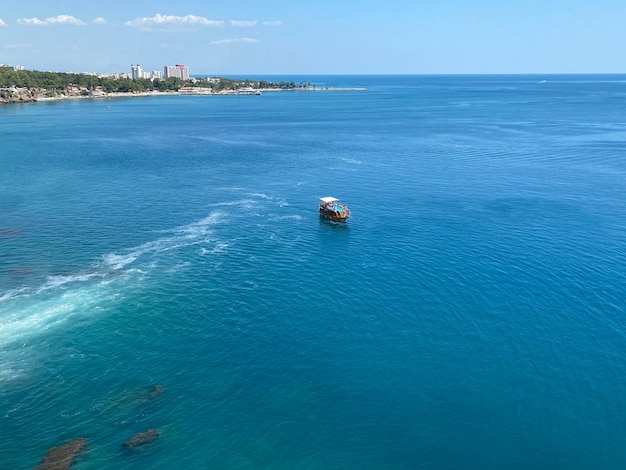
<box><xmin>42</xmin><ymin>273</ymin><xmax>106</xmax><ymax>290</ymax></box>
<box><xmin>167</xmin><ymin>261</ymin><xmax>191</xmax><ymax>273</ymax></box>
<box><xmin>217</xmin><ymin>186</ymin><xmax>247</xmax><ymax>192</ymax></box>
<box><xmin>340</xmin><ymin>157</ymin><xmax>362</xmax><ymax>164</ymax></box>
<box><xmin>0</xmin><ymin>302</ymin><xmax>75</xmax><ymax>341</ymax></box>
<box><xmin>0</xmin><ymin>273</ymin><xmax>108</xmax><ymax>303</ymax></box>
<box><xmin>210</xmin><ymin>199</ymin><xmax>258</xmax><ymax>208</ymax></box>
<box><xmin>328</xmin><ymin>166</ymin><xmax>357</xmax><ymax>172</ymax></box>
<box><xmin>268</xmin><ymin>214</ymin><xmax>303</xmax><ymax>221</ymax></box>
<box><xmin>0</xmin><ymin>276</ymin><xmax>130</xmax><ymax>348</ymax></box>
<box><xmin>200</xmin><ymin>242</ymin><xmax>229</xmax><ymax>255</ymax></box>
<box><xmin>0</xmin><ymin>287</ymin><xmax>30</xmax><ymax>303</ymax></box>
<box><xmin>247</xmin><ymin>192</ymin><xmax>272</xmax><ymax>199</ymax></box>
<box><xmin>211</xmin><ymin>196</ymin><xmax>273</xmax><ymax>211</ymax></box>
<box><xmin>173</xmin><ymin>211</ymin><xmax>226</xmax><ymax>237</ymax></box>
<box><xmin>0</xmin><ymin>282</ymin><xmax>122</xmax><ymax>385</ymax></box>
<box><xmin>102</xmin><ymin>210</ymin><xmax>226</xmax><ymax>270</ymax></box>
<box><xmin>103</xmin><ymin>252</ymin><xmax>138</xmax><ymax>270</ymax></box>
<box><xmin>0</xmin><ymin>210</ymin><xmax>227</xmax><ymax>307</ymax></box>
<box><xmin>0</xmin><ymin>211</ymin><xmax>229</xmax><ymax>384</ymax></box>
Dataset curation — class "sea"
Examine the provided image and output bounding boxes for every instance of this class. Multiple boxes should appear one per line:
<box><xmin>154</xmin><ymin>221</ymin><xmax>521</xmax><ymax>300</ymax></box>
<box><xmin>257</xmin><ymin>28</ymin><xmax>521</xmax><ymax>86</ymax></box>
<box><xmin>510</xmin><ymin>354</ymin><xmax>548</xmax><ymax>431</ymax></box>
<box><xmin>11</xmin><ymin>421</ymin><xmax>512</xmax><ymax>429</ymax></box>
<box><xmin>1</xmin><ymin>75</ymin><xmax>625</xmax><ymax>469</ymax></box>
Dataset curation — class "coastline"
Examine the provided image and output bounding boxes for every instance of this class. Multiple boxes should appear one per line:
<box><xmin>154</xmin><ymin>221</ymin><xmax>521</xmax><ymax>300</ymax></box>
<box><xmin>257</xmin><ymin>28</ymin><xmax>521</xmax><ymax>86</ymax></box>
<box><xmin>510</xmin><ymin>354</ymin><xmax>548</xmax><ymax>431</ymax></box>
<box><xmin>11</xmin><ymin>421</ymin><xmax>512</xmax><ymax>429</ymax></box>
<box><xmin>34</xmin><ymin>91</ymin><xmax>175</xmax><ymax>102</ymax></box>
<box><xmin>1</xmin><ymin>87</ymin><xmax>366</xmax><ymax>105</ymax></box>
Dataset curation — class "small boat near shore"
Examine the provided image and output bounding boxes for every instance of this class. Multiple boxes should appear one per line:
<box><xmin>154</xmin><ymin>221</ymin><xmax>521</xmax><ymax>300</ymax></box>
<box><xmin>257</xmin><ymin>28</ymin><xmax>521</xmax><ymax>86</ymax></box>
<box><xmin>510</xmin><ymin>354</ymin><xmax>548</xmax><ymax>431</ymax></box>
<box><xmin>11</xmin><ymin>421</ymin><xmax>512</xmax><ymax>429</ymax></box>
<box><xmin>319</xmin><ymin>197</ymin><xmax>351</xmax><ymax>222</ymax></box>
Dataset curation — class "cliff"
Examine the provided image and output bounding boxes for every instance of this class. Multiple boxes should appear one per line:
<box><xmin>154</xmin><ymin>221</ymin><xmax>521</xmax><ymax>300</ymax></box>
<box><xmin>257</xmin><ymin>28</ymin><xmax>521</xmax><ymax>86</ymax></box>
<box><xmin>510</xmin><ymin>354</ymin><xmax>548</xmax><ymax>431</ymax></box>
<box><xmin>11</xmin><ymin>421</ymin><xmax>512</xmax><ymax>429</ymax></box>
<box><xmin>0</xmin><ymin>88</ymin><xmax>41</xmax><ymax>104</ymax></box>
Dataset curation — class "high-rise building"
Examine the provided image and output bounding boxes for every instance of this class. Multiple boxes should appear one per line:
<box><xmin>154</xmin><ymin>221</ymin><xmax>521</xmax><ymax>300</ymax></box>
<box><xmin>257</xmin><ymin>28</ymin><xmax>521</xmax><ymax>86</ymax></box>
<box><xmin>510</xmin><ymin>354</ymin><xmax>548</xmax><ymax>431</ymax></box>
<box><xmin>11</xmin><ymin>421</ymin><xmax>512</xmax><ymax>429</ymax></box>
<box><xmin>164</xmin><ymin>64</ymin><xmax>190</xmax><ymax>80</ymax></box>
<box><xmin>131</xmin><ymin>64</ymin><xmax>143</xmax><ymax>80</ymax></box>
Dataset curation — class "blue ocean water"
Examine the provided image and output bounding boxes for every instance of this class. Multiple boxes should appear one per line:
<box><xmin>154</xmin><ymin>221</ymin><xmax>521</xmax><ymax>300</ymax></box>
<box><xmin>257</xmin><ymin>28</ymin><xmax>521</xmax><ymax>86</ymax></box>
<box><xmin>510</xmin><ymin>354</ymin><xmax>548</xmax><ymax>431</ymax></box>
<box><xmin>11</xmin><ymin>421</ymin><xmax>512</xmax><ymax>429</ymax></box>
<box><xmin>1</xmin><ymin>75</ymin><xmax>625</xmax><ymax>469</ymax></box>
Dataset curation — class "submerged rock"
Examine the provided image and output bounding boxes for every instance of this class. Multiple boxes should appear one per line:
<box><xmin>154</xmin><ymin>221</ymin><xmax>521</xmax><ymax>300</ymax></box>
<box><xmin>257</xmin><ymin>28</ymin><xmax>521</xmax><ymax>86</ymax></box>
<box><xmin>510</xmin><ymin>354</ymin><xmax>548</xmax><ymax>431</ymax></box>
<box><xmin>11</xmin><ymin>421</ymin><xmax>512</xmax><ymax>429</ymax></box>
<box><xmin>33</xmin><ymin>437</ymin><xmax>87</xmax><ymax>470</ymax></box>
<box><xmin>130</xmin><ymin>384</ymin><xmax>165</xmax><ymax>406</ymax></box>
<box><xmin>110</xmin><ymin>384</ymin><xmax>165</xmax><ymax>413</ymax></box>
<box><xmin>122</xmin><ymin>428</ymin><xmax>160</xmax><ymax>450</ymax></box>
<box><xmin>0</xmin><ymin>228</ymin><xmax>22</xmax><ymax>239</ymax></box>
<box><xmin>145</xmin><ymin>384</ymin><xmax>164</xmax><ymax>400</ymax></box>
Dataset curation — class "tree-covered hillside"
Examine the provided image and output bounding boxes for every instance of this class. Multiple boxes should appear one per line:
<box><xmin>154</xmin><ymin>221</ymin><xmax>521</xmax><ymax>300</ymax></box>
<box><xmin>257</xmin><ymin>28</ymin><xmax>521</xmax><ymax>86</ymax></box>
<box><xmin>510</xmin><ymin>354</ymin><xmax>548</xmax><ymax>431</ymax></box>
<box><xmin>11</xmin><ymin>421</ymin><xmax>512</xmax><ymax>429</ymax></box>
<box><xmin>0</xmin><ymin>67</ymin><xmax>298</xmax><ymax>93</ymax></box>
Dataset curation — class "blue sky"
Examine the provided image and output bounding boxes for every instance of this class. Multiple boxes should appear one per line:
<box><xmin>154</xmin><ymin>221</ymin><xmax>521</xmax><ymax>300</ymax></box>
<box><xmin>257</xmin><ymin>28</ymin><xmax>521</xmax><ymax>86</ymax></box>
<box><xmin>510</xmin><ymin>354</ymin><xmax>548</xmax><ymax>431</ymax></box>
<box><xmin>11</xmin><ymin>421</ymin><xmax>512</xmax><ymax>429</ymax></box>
<box><xmin>0</xmin><ymin>0</ymin><xmax>625</xmax><ymax>75</ymax></box>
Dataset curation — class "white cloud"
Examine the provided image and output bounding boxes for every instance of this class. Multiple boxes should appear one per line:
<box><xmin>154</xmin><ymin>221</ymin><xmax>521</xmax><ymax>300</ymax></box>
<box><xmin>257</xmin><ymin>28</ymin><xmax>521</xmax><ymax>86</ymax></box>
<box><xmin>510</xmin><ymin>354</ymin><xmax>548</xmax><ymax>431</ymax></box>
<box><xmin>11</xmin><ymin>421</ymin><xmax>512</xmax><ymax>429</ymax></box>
<box><xmin>230</xmin><ymin>20</ymin><xmax>257</xmax><ymax>27</ymax></box>
<box><xmin>93</xmin><ymin>17</ymin><xmax>107</xmax><ymax>25</ymax></box>
<box><xmin>17</xmin><ymin>17</ymin><xmax>45</xmax><ymax>26</ymax></box>
<box><xmin>0</xmin><ymin>18</ymin><xmax>7</xmax><ymax>27</ymax></box>
<box><xmin>125</xmin><ymin>13</ymin><xmax>223</xmax><ymax>31</ymax></box>
<box><xmin>47</xmin><ymin>15</ymin><xmax>85</xmax><ymax>25</ymax></box>
<box><xmin>262</xmin><ymin>21</ymin><xmax>283</xmax><ymax>26</ymax></box>
<box><xmin>210</xmin><ymin>37</ymin><xmax>260</xmax><ymax>45</ymax></box>
<box><xmin>18</xmin><ymin>15</ymin><xmax>85</xmax><ymax>26</ymax></box>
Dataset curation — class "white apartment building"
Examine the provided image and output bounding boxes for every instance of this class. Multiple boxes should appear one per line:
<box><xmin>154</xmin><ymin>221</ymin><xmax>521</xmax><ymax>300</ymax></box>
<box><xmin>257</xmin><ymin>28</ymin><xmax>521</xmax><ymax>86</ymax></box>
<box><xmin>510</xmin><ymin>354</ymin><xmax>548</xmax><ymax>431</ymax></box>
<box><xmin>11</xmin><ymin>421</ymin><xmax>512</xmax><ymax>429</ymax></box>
<box><xmin>164</xmin><ymin>64</ymin><xmax>190</xmax><ymax>80</ymax></box>
<box><xmin>131</xmin><ymin>64</ymin><xmax>143</xmax><ymax>80</ymax></box>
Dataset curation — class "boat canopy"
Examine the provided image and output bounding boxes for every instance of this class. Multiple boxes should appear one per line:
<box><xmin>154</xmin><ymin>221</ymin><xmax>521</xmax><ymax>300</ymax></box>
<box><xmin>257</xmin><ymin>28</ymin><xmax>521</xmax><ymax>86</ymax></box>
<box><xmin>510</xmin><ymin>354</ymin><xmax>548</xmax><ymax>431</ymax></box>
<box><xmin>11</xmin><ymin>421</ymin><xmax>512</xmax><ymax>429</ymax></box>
<box><xmin>320</xmin><ymin>197</ymin><xmax>339</xmax><ymax>203</ymax></box>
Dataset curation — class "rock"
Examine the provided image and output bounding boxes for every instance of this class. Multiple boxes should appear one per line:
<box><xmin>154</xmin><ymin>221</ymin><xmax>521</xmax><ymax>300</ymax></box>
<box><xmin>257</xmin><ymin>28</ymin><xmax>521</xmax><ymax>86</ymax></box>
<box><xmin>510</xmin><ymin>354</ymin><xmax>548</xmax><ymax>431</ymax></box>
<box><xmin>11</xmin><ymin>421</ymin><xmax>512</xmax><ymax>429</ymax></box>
<box><xmin>122</xmin><ymin>429</ymin><xmax>160</xmax><ymax>450</ymax></box>
<box><xmin>33</xmin><ymin>437</ymin><xmax>87</xmax><ymax>470</ymax></box>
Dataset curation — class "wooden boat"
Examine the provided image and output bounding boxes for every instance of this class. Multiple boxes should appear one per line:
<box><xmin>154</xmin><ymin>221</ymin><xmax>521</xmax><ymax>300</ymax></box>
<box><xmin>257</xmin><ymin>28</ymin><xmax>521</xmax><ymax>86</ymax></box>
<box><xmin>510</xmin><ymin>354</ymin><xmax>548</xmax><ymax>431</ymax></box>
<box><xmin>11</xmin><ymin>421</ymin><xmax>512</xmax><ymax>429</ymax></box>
<box><xmin>319</xmin><ymin>197</ymin><xmax>351</xmax><ymax>222</ymax></box>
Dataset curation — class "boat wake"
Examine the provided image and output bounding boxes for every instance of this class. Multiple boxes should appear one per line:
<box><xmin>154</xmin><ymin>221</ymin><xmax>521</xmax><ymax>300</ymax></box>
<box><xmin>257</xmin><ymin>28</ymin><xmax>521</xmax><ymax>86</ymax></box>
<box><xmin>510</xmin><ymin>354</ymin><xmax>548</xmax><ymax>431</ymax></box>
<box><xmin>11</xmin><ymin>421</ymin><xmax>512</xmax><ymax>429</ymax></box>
<box><xmin>103</xmin><ymin>212</ymin><xmax>226</xmax><ymax>271</ymax></box>
<box><xmin>1</xmin><ymin>211</ymin><xmax>227</xmax><ymax>304</ymax></box>
<box><xmin>0</xmin><ymin>211</ymin><xmax>228</xmax><ymax>383</ymax></box>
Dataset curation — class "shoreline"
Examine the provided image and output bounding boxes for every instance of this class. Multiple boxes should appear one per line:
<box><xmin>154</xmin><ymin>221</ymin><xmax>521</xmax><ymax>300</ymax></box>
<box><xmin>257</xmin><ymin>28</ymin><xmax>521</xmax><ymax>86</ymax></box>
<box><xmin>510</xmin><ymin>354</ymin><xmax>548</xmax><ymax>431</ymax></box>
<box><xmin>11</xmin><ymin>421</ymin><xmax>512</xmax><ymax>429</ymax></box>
<box><xmin>2</xmin><ymin>87</ymin><xmax>366</xmax><ymax>105</ymax></box>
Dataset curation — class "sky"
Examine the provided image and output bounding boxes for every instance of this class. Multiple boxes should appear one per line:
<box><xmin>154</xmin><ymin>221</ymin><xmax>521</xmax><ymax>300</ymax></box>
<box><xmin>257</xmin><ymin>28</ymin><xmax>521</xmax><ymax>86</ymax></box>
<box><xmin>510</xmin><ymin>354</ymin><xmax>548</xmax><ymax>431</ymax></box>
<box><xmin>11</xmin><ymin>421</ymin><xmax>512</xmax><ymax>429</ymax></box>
<box><xmin>0</xmin><ymin>0</ymin><xmax>625</xmax><ymax>75</ymax></box>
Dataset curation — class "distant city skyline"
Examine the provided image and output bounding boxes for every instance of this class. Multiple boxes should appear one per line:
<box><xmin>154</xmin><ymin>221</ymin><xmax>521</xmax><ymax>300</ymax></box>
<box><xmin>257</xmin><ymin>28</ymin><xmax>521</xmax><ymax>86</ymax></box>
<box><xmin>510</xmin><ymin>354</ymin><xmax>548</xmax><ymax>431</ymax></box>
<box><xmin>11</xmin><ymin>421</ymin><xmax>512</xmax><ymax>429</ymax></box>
<box><xmin>1</xmin><ymin>0</ymin><xmax>625</xmax><ymax>74</ymax></box>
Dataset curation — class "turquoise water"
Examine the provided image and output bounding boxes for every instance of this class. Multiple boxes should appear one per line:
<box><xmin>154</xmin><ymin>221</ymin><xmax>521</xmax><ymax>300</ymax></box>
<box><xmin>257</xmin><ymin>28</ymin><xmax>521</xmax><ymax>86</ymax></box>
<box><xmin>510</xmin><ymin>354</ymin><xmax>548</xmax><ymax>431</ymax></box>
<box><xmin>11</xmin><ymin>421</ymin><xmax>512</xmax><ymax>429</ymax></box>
<box><xmin>1</xmin><ymin>75</ymin><xmax>626</xmax><ymax>469</ymax></box>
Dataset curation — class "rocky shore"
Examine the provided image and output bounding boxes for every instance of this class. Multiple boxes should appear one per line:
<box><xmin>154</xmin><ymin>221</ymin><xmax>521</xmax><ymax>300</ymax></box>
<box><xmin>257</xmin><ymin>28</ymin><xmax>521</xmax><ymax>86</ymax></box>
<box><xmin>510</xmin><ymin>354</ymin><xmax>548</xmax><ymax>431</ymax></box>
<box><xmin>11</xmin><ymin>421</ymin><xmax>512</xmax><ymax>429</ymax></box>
<box><xmin>0</xmin><ymin>87</ymin><xmax>40</xmax><ymax>104</ymax></box>
<box><xmin>0</xmin><ymin>86</ymin><xmax>365</xmax><ymax>105</ymax></box>
<box><xmin>0</xmin><ymin>87</ymin><xmax>170</xmax><ymax>104</ymax></box>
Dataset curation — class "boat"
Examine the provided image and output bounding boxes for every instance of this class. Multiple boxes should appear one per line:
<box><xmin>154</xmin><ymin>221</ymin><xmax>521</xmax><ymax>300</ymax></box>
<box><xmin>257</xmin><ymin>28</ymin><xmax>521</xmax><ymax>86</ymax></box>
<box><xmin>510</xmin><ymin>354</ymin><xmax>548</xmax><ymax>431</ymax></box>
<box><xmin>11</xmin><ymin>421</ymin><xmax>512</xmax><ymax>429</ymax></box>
<box><xmin>319</xmin><ymin>197</ymin><xmax>351</xmax><ymax>222</ymax></box>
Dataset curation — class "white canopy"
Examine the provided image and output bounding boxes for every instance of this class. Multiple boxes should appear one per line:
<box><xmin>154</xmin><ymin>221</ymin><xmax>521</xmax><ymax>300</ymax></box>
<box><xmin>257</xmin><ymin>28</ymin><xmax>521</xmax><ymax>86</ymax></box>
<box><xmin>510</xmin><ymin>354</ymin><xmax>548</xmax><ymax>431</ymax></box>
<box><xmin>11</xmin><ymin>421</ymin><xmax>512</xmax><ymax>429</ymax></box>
<box><xmin>320</xmin><ymin>197</ymin><xmax>339</xmax><ymax>203</ymax></box>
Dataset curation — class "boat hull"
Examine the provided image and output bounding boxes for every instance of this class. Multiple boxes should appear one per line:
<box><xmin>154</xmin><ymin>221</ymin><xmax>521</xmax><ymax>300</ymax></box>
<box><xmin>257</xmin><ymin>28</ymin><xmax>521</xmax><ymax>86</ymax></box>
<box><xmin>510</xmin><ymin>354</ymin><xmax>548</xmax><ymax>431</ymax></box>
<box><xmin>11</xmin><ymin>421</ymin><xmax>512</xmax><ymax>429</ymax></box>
<box><xmin>319</xmin><ymin>209</ymin><xmax>350</xmax><ymax>222</ymax></box>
